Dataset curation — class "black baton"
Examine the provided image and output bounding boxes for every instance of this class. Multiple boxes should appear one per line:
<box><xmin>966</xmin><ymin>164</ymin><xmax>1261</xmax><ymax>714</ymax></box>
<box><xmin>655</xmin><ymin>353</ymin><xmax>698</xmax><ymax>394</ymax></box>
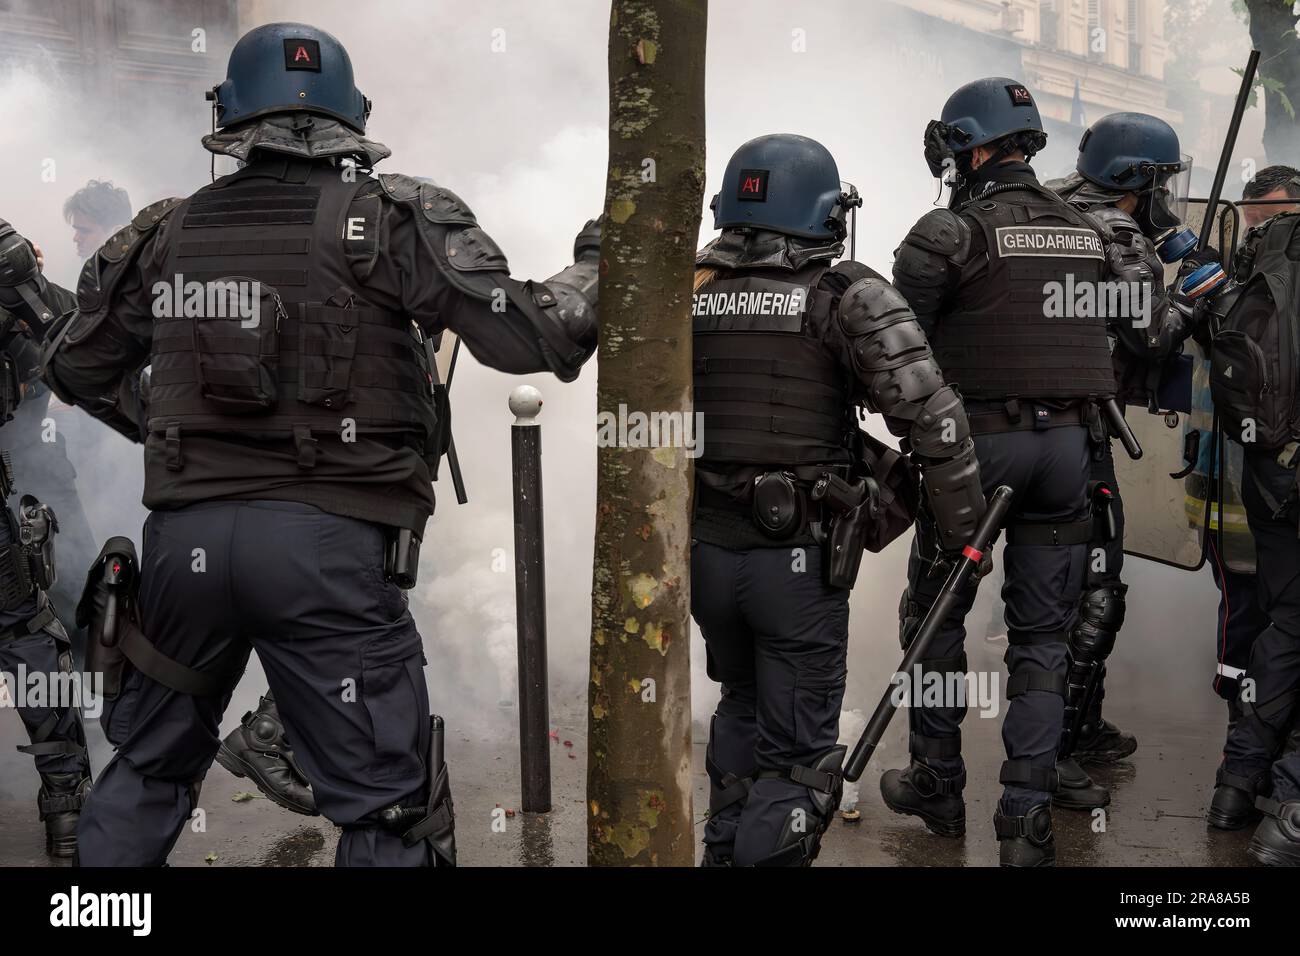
<box><xmin>1102</xmin><ymin>398</ymin><xmax>1142</xmax><ymax>461</ymax></box>
<box><xmin>843</xmin><ymin>485</ymin><xmax>1015</xmax><ymax>783</ymax></box>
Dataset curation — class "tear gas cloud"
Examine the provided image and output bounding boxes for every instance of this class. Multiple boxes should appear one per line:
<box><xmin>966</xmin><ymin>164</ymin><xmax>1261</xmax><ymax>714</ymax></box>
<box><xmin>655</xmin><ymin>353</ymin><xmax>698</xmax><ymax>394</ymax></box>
<box><xmin>0</xmin><ymin>1</ymin><xmax>1253</xmax><ymax>796</ymax></box>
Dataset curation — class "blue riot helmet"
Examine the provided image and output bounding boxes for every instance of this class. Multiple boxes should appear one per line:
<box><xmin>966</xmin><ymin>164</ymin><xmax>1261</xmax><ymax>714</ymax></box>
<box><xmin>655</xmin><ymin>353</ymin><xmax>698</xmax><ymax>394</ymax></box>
<box><xmin>1076</xmin><ymin>112</ymin><xmax>1195</xmax><ymax>262</ymax></box>
<box><xmin>924</xmin><ymin>77</ymin><xmax>1048</xmax><ymax>180</ymax></box>
<box><xmin>710</xmin><ymin>134</ymin><xmax>859</xmax><ymax>241</ymax></box>
<box><xmin>208</xmin><ymin>22</ymin><xmax>371</xmax><ymax>133</ymax></box>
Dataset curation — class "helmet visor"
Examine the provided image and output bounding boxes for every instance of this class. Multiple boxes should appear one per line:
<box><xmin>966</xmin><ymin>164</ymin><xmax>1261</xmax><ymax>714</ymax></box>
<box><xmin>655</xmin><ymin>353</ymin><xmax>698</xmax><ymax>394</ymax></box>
<box><xmin>1145</xmin><ymin>154</ymin><xmax>1193</xmax><ymax>230</ymax></box>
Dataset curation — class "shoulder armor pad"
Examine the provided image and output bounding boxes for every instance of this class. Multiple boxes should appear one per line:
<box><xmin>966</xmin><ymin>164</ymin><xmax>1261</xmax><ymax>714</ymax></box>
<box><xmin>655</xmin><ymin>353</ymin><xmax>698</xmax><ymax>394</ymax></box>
<box><xmin>825</xmin><ymin>260</ymin><xmax>874</xmax><ymax>285</ymax></box>
<box><xmin>837</xmin><ymin>275</ymin><xmax>915</xmax><ymax>338</ymax></box>
<box><xmin>1084</xmin><ymin>204</ymin><xmax>1140</xmax><ymax>243</ymax></box>
<box><xmin>902</xmin><ymin>209</ymin><xmax>971</xmax><ymax>261</ymax></box>
<box><xmin>97</xmin><ymin>197</ymin><xmax>183</xmax><ymax>266</ymax></box>
<box><xmin>76</xmin><ymin>196</ymin><xmax>182</xmax><ymax>319</ymax></box>
<box><xmin>447</xmin><ymin>226</ymin><xmax>508</xmax><ymax>273</ymax></box>
<box><xmin>378</xmin><ymin>172</ymin><xmax>478</xmax><ymax>227</ymax></box>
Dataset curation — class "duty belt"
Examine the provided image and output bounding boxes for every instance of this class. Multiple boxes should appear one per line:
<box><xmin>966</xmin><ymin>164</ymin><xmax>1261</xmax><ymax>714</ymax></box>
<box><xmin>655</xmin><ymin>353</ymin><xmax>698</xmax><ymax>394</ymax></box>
<box><xmin>966</xmin><ymin>399</ymin><xmax>1089</xmax><ymax>435</ymax></box>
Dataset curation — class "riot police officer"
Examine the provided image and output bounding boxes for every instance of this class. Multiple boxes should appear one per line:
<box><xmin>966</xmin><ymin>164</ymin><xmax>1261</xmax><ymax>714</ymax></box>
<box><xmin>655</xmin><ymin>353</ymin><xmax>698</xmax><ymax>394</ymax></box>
<box><xmin>1051</xmin><ymin>112</ymin><xmax>1219</xmax><ymax>791</ymax></box>
<box><xmin>0</xmin><ymin>225</ymin><xmax>93</xmax><ymax>858</ymax></box>
<box><xmin>883</xmin><ymin>78</ymin><xmax>1119</xmax><ymax>865</ymax></box>
<box><xmin>41</xmin><ymin>22</ymin><xmax>599</xmax><ymax>866</ymax></box>
<box><xmin>692</xmin><ymin>134</ymin><xmax>985</xmax><ymax>867</ymax></box>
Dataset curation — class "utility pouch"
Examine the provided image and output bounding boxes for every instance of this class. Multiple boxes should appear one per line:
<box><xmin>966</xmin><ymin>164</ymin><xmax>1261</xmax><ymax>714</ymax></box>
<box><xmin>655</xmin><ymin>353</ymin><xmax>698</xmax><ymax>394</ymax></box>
<box><xmin>194</xmin><ymin>277</ymin><xmax>283</xmax><ymax>413</ymax></box>
<box><xmin>751</xmin><ymin>471</ymin><xmax>805</xmax><ymax>540</ymax></box>
<box><xmin>385</xmin><ymin>527</ymin><xmax>421</xmax><ymax>589</ymax></box>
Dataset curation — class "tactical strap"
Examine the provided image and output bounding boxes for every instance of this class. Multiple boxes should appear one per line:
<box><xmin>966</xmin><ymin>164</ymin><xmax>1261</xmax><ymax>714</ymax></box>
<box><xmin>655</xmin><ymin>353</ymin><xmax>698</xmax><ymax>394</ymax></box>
<box><xmin>1240</xmin><ymin>689</ymin><xmax>1300</xmax><ymax>752</ymax></box>
<box><xmin>1006</xmin><ymin>667</ymin><xmax>1068</xmax><ymax>699</ymax></box>
<box><xmin>0</xmin><ymin>604</ymin><xmax>56</xmax><ymax>643</ymax></box>
<box><xmin>910</xmin><ymin>731</ymin><xmax>961</xmax><ymax>759</ymax></box>
<box><xmin>1006</xmin><ymin>517</ymin><xmax>1093</xmax><ymax>547</ymax></box>
<box><xmin>705</xmin><ymin>749</ymin><xmax>755</xmax><ymax>815</ymax></box>
<box><xmin>17</xmin><ymin>712</ymin><xmax>86</xmax><ymax>759</ymax></box>
<box><xmin>1217</xmin><ymin>768</ymin><xmax>1268</xmax><ymax>795</ymax></box>
<box><xmin>117</xmin><ymin>617</ymin><xmax>245</xmax><ymax>697</ymax></box>
<box><xmin>757</xmin><ymin>764</ymin><xmax>838</xmax><ymax>795</ymax></box>
<box><xmin>999</xmin><ymin>759</ymin><xmax>1059</xmax><ymax>793</ymax></box>
<box><xmin>1007</xmin><ymin>629</ymin><xmax>1070</xmax><ymax>647</ymax></box>
<box><xmin>906</xmin><ymin>761</ymin><xmax>967</xmax><ymax>796</ymax></box>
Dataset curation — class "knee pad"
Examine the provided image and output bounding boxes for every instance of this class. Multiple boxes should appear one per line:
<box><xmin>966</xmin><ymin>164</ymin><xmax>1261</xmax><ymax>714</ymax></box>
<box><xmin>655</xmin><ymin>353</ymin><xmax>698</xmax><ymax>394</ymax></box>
<box><xmin>1071</xmin><ymin>585</ymin><xmax>1126</xmax><ymax>663</ymax></box>
<box><xmin>749</xmin><ymin>745</ymin><xmax>846</xmax><ymax>867</ymax></box>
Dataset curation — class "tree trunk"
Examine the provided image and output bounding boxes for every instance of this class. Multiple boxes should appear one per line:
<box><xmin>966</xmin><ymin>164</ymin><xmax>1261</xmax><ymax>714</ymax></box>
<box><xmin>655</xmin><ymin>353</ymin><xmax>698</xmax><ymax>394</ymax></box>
<box><xmin>586</xmin><ymin>0</ymin><xmax>706</xmax><ymax>867</ymax></box>
<box><xmin>1246</xmin><ymin>0</ymin><xmax>1300</xmax><ymax>163</ymax></box>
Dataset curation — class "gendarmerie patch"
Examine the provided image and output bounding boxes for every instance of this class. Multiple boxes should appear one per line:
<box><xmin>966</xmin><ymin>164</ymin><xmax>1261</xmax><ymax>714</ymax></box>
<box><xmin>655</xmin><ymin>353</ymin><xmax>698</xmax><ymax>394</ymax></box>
<box><xmin>693</xmin><ymin>280</ymin><xmax>807</xmax><ymax>332</ymax></box>
<box><xmin>284</xmin><ymin>38</ymin><xmax>322</xmax><ymax>71</ymax></box>
<box><xmin>994</xmin><ymin>225</ymin><xmax>1104</xmax><ymax>259</ymax></box>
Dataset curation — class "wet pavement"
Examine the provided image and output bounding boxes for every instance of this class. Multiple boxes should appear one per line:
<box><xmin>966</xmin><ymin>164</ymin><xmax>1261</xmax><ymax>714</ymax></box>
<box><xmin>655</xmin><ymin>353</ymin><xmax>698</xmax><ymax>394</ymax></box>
<box><xmin>0</xmin><ymin>683</ymin><xmax>1260</xmax><ymax>867</ymax></box>
<box><xmin>0</xmin><ymin>550</ymin><xmax>1268</xmax><ymax>867</ymax></box>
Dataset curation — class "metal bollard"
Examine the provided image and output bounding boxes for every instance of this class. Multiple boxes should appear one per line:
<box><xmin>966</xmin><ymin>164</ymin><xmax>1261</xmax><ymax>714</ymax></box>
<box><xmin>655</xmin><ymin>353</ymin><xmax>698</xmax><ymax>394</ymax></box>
<box><xmin>509</xmin><ymin>385</ymin><xmax>551</xmax><ymax>812</ymax></box>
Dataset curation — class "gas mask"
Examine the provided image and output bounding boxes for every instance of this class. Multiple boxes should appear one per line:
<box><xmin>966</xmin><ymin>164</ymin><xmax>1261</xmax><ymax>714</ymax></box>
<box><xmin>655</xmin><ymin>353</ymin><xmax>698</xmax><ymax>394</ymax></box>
<box><xmin>1133</xmin><ymin>157</ymin><xmax>1195</xmax><ymax>262</ymax></box>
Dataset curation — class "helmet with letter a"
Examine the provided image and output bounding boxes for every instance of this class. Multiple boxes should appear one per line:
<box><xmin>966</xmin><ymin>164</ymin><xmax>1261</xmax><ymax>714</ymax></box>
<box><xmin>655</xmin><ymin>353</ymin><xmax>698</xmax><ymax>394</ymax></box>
<box><xmin>710</xmin><ymin>134</ymin><xmax>857</xmax><ymax>241</ymax></box>
<box><xmin>209</xmin><ymin>22</ymin><xmax>371</xmax><ymax>133</ymax></box>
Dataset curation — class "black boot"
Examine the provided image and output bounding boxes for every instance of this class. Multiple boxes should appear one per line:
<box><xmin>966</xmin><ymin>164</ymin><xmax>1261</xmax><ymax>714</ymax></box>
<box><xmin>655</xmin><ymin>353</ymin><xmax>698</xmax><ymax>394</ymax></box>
<box><xmin>995</xmin><ymin>803</ymin><xmax>1055</xmax><ymax>867</ymax></box>
<box><xmin>1073</xmin><ymin>718</ymin><xmax>1137</xmax><ymax>765</ymax></box>
<box><xmin>1248</xmin><ymin>798</ymin><xmax>1300</xmax><ymax>866</ymax></box>
<box><xmin>1207</xmin><ymin>768</ymin><xmax>1267</xmax><ymax>831</ymax></box>
<box><xmin>38</xmin><ymin>772</ymin><xmax>91</xmax><ymax>859</ymax></box>
<box><xmin>1053</xmin><ymin>756</ymin><xmax>1110</xmax><ymax>810</ymax></box>
<box><xmin>879</xmin><ymin>762</ymin><xmax>966</xmax><ymax>837</ymax></box>
<box><xmin>215</xmin><ymin>692</ymin><xmax>317</xmax><ymax>815</ymax></box>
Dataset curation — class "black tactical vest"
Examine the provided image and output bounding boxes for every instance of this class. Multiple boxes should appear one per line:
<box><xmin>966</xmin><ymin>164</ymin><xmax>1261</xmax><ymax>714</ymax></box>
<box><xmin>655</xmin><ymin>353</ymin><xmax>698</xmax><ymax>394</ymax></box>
<box><xmin>148</xmin><ymin>159</ymin><xmax>438</xmax><ymax>470</ymax></box>
<box><xmin>692</xmin><ymin>264</ymin><xmax>854</xmax><ymax>467</ymax></box>
<box><xmin>934</xmin><ymin>183</ymin><xmax>1114</xmax><ymax>401</ymax></box>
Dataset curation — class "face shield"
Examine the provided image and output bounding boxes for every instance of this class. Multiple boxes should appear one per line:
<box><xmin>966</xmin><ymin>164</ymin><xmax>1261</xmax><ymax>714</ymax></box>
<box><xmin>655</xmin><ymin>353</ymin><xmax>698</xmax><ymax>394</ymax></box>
<box><xmin>1140</xmin><ymin>155</ymin><xmax>1197</xmax><ymax>262</ymax></box>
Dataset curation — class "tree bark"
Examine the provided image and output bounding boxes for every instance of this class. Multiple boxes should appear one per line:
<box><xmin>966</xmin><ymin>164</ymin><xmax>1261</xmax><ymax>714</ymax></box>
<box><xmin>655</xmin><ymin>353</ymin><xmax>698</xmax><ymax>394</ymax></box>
<box><xmin>1245</xmin><ymin>0</ymin><xmax>1300</xmax><ymax>163</ymax></box>
<box><xmin>586</xmin><ymin>0</ymin><xmax>706</xmax><ymax>867</ymax></box>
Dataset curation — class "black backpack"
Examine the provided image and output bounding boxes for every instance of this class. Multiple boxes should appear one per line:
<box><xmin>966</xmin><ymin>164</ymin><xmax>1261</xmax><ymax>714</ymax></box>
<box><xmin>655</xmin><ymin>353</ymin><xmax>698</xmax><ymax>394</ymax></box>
<box><xmin>1211</xmin><ymin>213</ymin><xmax>1300</xmax><ymax>451</ymax></box>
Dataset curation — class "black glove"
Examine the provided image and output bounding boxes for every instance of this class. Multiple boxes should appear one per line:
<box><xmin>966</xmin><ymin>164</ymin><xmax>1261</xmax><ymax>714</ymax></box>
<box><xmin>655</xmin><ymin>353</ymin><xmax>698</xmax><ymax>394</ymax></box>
<box><xmin>1175</xmin><ymin>246</ymin><xmax>1229</xmax><ymax>308</ymax></box>
<box><xmin>573</xmin><ymin>216</ymin><xmax>602</xmax><ymax>263</ymax></box>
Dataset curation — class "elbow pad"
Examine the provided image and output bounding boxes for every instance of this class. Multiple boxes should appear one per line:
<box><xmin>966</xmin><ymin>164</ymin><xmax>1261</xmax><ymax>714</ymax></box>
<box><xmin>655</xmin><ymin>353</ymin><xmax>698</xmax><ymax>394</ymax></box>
<box><xmin>837</xmin><ymin>274</ymin><xmax>946</xmax><ymax>420</ymax></box>
<box><xmin>920</xmin><ymin>439</ymin><xmax>985</xmax><ymax>550</ymax></box>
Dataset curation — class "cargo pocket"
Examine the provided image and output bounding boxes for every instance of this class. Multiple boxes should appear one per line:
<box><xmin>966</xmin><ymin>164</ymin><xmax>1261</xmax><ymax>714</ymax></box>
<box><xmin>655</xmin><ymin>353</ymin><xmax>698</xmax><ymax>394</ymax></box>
<box><xmin>193</xmin><ymin>277</ymin><xmax>283</xmax><ymax>413</ymax></box>
<box><xmin>791</xmin><ymin>674</ymin><xmax>846</xmax><ymax>755</ymax></box>
<box><xmin>360</xmin><ymin>633</ymin><xmax>426</xmax><ymax>780</ymax></box>
<box><xmin>299</xmin><ymin>291</ymin><xmax>360</xmax><ymax>409</ymax></box>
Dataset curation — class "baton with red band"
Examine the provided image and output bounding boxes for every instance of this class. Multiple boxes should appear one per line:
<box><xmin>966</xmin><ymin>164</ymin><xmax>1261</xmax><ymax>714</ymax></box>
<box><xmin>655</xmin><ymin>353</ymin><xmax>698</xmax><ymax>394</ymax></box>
<box><xmin>843</xmin><ymin>484</ymin><xmax>1014</xmax><ymax>783</ymax></box>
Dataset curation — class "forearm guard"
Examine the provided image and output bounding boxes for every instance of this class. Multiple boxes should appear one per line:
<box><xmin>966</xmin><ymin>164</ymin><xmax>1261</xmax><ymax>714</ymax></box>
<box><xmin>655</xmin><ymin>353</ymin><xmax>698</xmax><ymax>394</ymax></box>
<box><xmin>837</xmin><ymin>275</ymin><xmax>984</xmax><ymax>548</ymax></box>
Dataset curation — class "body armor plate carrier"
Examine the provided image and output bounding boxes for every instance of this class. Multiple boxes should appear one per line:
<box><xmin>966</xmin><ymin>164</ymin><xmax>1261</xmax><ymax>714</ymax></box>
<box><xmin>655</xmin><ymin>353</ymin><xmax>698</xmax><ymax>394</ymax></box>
<box><xmin>147</xmin><ymin>160</ymin><xmax>438</xmax><ymax>470</ymax></box>
<box><xmin>934</xmin><ymin>183</ymin><xmax>1114</xmax><ymax>401</ymax></box>
<box><xmin>693</xmin><ymin>264</ymin><xmax>854</xmax><ymax>467</ymax></box>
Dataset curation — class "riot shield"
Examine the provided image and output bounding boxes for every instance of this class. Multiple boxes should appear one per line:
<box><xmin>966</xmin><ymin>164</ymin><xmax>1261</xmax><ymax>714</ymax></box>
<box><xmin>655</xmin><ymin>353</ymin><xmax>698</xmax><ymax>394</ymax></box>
<box><xmin>1114</xmin><ymin>199</ymin><xmax>1242</xmax><ymax>571</ymax></box>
